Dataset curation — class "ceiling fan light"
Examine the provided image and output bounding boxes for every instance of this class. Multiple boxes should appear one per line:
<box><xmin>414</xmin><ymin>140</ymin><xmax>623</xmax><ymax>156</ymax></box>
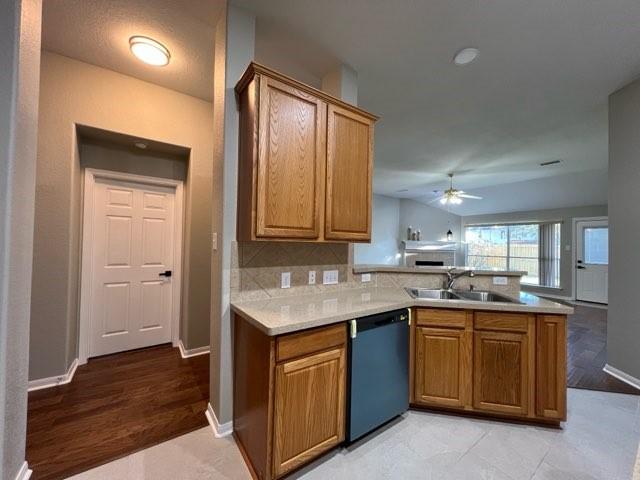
<box><xmin>439</xmin><ymin>197</ymin><xmax>447</xmax><ymax>205</ymax></box>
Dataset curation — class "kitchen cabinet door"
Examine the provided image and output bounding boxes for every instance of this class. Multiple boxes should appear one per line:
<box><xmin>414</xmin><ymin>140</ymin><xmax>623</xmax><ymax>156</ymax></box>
<box><xmin>473</xmin><ymin>330</ymin><xmax>532</xmax><ymax>416</ymax></box>
<box><xmin>414</xmin><ymin>327</ymin><xmax>472</xmax><ymax>408</ymax></box>
<box><xmin>256</xmin><ymin>75</ymin><xmax>326</xmax><ymax>239</ymax></box>
<box><xmin>272</xmin><ymin>347</ymin><xmax>346</xmax><ymax>478</ymax></box>
<box><xmin>324</xmin><ymin>104</ymin><xmax>374</xmax><ymax>241</ymax></box>
<box><xmin>536</xmin><ymin>315</ymin><xmax>567</xmax><ymax>420</ymax></box>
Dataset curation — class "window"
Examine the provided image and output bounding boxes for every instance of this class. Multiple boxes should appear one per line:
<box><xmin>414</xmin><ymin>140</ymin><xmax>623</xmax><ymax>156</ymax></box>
<box><xmin>465</xmin><ymin>223</ymin><xmax>561</xmax><ymax>288</ymax></box>
<box><xmin>583</xmin><ymin>227</ymin><xmax>608</xmax><ymax>265</ymax></box>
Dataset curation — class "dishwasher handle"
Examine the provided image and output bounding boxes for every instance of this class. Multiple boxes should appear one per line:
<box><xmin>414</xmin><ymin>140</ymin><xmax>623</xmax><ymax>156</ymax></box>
<box><xmin>352</xmin><ymin>309</ymin><xmax>409</xmax><ymax>337</ymax></box>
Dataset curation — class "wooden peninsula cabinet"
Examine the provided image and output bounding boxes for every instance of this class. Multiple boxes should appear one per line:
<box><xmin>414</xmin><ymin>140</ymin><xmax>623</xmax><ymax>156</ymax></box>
<box><xmin>235</xmin><ymin>63</ymin><xmax>378</xmax><ymax>242</ymax></box>
<box><xmin>411</xmin><ymin>308</ymin><xmax>567</xmax><ymax>423</ymax></box>
<box><xmin>233</xmin><ymin>316</ymin><xmax>347</xmax><ymax>480</ymax></box>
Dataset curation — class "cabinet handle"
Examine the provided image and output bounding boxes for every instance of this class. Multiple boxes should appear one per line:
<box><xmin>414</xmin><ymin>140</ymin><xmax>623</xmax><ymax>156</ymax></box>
<box><xmin>350</xmin><ymin>319</ymin><xmax>357</xmax><ymax>339</ymax></box>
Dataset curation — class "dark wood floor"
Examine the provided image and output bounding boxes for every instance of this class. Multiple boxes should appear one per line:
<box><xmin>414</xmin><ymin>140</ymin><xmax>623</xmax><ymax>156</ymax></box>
<box><xmin>26</xmin><ymin>344</ymin><xmax>209</xmax><ymax>480</ymax></box>
<box><xmin>567</xmin><ymin>304</ymin><xmax>639</xmax><ymax>395</ymax></box>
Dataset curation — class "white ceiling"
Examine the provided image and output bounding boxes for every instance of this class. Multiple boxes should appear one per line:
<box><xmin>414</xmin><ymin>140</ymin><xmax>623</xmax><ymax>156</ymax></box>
<box><xmin>411</xmin><ymin>168</ymin><xmax>608</xmax><ymax>216</ymax></box>
<box><xmin>42</xmin><ymin>0</ymin><xmax>224</xmax><ymax>101</ymax></box>
<box><xmin>235</xmin><ymin>0</ymin><xmax>640</xmax><ymax>211</ymax></box>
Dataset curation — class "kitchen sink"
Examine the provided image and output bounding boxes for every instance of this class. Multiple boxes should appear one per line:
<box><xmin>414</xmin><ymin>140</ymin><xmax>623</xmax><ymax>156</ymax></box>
<box><xmin>405</xmin><ymin>288</ymin><xmax>522</xmax><ymax>304</ymax></box>
<box><xmin>405</xmin><ymin>288</ymin><xmax>461</xmax><ymax>300</ymax></box>
<box><xmin>454</xmin><ymin>290</ymin><xmax>521</xmax><ymax>304</ymax></box>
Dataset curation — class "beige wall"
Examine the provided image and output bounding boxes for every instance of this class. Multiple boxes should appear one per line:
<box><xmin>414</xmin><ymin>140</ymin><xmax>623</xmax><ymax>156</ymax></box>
<box><xmin>0</xmin><ymin>0</ymin><xmax>41</xmax><ymax>477</ymax></box>
<box><xmin>30</xmin><ymin>51</ymin><xmax>214</xmax><ymax>380</ymax></box>
<box><xmin>79</xmin><ymin>138</ymin><xmax>188</xmax><ymax>182</ymax></box>
<box><xmin>209</xmin><ymin>4</ymin><xmax>227</xmax><ymax>423</ymax></box>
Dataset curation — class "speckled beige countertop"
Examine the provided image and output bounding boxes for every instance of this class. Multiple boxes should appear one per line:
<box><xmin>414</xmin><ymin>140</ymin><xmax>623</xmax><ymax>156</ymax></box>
<box><xmin>353</xmin><ymin>265</ymin><xmax>527</xmax><ymax>276</ymax></box>
<box><xmin>230</xmin><ymin>287</ymin><xmax>574</xmax><ymax>336</ymax></box>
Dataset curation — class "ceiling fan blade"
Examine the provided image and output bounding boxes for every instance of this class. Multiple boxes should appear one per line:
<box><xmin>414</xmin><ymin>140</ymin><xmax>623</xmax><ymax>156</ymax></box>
<box><xmin>458</xmin><ymin>194</ymin><xmax>482</xmax><ymax>199</ymax></box>
<box><xmin>428</xmin><ymin>196</ymin><xmax>445</xmax><ymax>204</ymax></box>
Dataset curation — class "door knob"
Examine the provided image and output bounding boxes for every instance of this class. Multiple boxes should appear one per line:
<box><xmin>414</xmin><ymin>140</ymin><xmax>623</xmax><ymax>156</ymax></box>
<box><xmin>159</xmin><ymin>270</ymin><xmax>172</xmax><ymax>277</ymax></box>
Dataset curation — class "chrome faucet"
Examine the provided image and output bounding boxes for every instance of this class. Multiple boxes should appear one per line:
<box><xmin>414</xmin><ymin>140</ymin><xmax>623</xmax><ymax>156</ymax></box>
<box><xmin>444</xmin><ymin>268</ymin><xmax>475</xmax><ymax>290</ymax></box>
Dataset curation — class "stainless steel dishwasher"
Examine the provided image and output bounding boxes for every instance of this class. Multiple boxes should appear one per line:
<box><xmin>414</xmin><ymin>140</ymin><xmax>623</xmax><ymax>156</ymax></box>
<box><xmin>346</xmin><ymin>308</ymin><xmax>409</xmax><ymax>442</ymax></box>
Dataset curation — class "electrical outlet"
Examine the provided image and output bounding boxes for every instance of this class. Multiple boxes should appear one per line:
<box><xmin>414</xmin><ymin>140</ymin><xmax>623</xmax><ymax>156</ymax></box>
<box><xmin>361</xmin><ymin>273</ymin><xmax>371</xmax><ymax>283</ymax></box>
<box><xmin>323</xmin><ymin>270</ymin><xmax>339</xmax><ymax>285</ymax></box>
<box><xmin>308</xmin><ymin>270</ymin><xmax>316</xmax><ymax>285</ymax></box>
<box><xmin>493</xmin><ymin>276</ymin><xmax>508</xmax><ymax>286</ymax></box>
<box><xmin>281</xmin><ymin>272</ymin><xmax>291</xmax><ymax>289</ymax></box>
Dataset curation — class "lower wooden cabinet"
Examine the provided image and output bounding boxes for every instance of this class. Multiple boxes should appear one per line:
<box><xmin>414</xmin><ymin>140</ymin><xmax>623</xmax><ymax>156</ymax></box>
<box><xmin>233</xmin><ymin>316</ymin><xmax>346</xmax><ymax>480</ymax></box>
<box><xmin>536</xmin><ymin>315</ymin><xmax>567</xmax><ymax>419</ymax></box>
<box><xmin>473</xmin><ymin>330</ymin><xmax>531</xmax><ymax>416</ymax></box>
<box><xmin>414</xmin><ymin>327</ymin><xmax>472</xmax><ymax>408</ymax></box>
<box><xmin>273</xmin><ymin>347</ymin><xmax>345</xmax><ymax>477</ymax></box>
<box><xmin>411</xmin><ymin>308</ymin><xmax>566</xmax><ymax>423</ymax></box>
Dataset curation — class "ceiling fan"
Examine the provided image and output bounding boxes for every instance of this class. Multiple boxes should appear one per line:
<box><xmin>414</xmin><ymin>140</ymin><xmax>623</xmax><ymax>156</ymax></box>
<box><xmin>429</xmin><ymin>173</ymin><xmax>483</xmax><ymax>205</ymax></box>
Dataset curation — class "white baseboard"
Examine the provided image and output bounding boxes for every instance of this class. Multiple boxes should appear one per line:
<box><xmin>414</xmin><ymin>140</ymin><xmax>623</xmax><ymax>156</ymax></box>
<box><xmin>205</xmin><ymin>403</ymin><xmax>233</xmax><ymax>438</ymax></box>
<box><xmin>14</xmin><ymin>461</ymin><xmax>32</xmax><ymax>480</ymax></box>
<box><xmin>604</xmin><ymin>364</ymin><xmax>640</xmax><ymax>391</ymax></box>
<box><xmin>178</xmin><ymin>340</ymin><xmax>210</xmax><ymax>359</ymax></box>
<box><xmin>28</xmin><ymin>358</ymin><xmax>78</xmax><ymax>392</ymax></box>
<box><xmin>535</xmin><ymin>292</ymin><xmax>574</xmax><ymax>302</ymax></box>
<box><xmin>573</xmin><ymin>300</ymin><xmax>608</xmax><ymax>310</ymax></box>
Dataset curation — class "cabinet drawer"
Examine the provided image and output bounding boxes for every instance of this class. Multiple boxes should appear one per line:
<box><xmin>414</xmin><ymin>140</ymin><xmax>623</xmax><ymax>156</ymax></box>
<box><xmin>276</xmin><ymin>324</ymin><xmax>346</xmax><ymax>362</ymax></box>
<box><xmin>474</xmin><ymin>312</ymin><xmax>531</xmax><ymax>333</ymax></box>
<box><xmin>415</xmin><ymin>308</ymin><xmax>468</xmax><ymax>329</ymax></box>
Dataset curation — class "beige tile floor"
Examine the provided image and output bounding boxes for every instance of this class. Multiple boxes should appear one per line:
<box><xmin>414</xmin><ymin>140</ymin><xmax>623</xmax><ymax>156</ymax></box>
<box><xmin>69</xmin><ymin>388</ymin><xmax>640</xmax><ymax>480</ymax></box>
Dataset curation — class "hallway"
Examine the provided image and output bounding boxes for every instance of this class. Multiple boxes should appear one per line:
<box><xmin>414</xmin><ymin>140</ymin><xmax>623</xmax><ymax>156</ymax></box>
<box><xmin>26</xmin><ymin>344</ymin><xmax>209</xmax><ymax>479</ymax></box>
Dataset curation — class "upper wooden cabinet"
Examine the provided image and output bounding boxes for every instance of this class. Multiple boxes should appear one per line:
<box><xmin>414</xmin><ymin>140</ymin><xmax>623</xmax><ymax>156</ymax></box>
<box><xmin>235</xmin><ymin>63</ymin><xmax>378</xmax><ymax>242</ymax></box>
<box><xmin>325</xmin><ymin>105</ymin><xmax>374</xmax><ymax>241</ymax></box>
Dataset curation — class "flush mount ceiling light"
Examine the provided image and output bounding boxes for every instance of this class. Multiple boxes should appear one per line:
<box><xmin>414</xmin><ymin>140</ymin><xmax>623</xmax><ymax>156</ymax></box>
<box><xmin>129</xmin><ymin>36</ymin><xmax>170</xmax><ymax>66</ymax></box>
<box><xmin>134</xmin><ymin>141</ymin><xmax>147</xmax><ymax>149</ymax></box>
<box><xmin>453</xmin><ymin>47</ymin><xmax>479</xmax><ymax>66</ymax></box>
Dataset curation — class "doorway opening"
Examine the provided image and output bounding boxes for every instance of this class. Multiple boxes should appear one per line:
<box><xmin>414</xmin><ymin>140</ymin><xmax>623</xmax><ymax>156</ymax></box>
<box><xmin>26</xmin><ymin>127</ymin><xmax>211</xmax><ymax>479</ymax></box>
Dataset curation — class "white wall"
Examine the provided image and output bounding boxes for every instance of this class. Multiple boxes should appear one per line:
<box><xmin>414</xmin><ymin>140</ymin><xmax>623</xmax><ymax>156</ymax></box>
<box><xmin>354</xmin><ymin>195</ymin><xmax>400</xmax><ymax>265</ymax></box>
<box><xmin>353</xmin><ymin>196</ymin><xmax>464</xmax><ymax>266</ymax></box>
<box><xmin>399</xmin><ymin>198</ymin><xmax>462</xmax><ymax>243</ymax></box>
<box><xmin>0</xmin><ymin>0</ymin><xmax>41</xmax><ymax>477</ymax></box>
<box><xmin>608</xmin><ymin>78</ymin><xmax>640</xmax><ymax>381</ymax></box>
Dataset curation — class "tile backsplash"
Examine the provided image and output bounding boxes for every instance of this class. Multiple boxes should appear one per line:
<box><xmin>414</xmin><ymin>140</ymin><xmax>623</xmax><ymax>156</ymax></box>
<box><xmin>230</xmin><ymin>241</ymin><xmax>370</xmax><ymax>302</ymax></box>
<box><xmin>230</xmin><ymin>241</ymin><xmax>521</xmax><ymax>302</ymax></box>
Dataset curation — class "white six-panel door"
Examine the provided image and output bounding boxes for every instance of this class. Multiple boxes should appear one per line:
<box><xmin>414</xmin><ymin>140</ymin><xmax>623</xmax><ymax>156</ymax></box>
<box><xmin>88</xmin><ymin>177</ymin><xmax>177</xmax><ymax>357</ymax></box>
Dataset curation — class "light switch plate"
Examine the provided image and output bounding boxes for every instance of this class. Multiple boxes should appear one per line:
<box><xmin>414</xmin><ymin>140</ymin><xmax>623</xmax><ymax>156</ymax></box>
<box><xmin>308</xmin><ymin>270</ymin><xmax>316</xmax><ymax>285</ymax></box>
<box><xmin>493</xmin><ymin>276</ymin><xmax>508</xmax><ymax>285</ymax></box>
<box><xmin>281</xmin><ymin>272</ymin><xmax>291</xmax><ymax>289</ymax></box>
<box><xmin>361</xmin><ymin>273</ymin><xmax>371</xmax><ymax>283</ymax></box>
<box><xmin>212</xmin><ymin>232</ymin><xmax>217</xmax><ymax>251</ymax></box>
<box><xmin>323</xmin><ymin>270</ymin><xmax>339</xmax><ymax>285</ymax></box>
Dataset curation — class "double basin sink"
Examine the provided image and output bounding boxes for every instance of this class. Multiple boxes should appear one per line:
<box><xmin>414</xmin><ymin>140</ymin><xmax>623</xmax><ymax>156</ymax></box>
<box><xmin>405</xmin><ymin>288</ymin><xmax>522</xmax><ymax>304</ymax></box>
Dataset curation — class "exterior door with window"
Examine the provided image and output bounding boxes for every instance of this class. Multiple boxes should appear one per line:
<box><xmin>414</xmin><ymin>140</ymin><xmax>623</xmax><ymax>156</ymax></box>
<box><xmin>576</xmin><ymin>220</ymin><xmax>608</xmax><ymax>304</ymax></box>
<box><xmin>88</xmin><ymin>177</ymin><xmax>177</xmax><ymax>357</ymax></box>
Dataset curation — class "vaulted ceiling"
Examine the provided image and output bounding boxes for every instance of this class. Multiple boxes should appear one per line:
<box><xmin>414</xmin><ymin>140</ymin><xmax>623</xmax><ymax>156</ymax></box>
<box><xmin>236</xmin><ymin>0</ymin><xmax>640</xmax><ymax>212</ymax></box>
